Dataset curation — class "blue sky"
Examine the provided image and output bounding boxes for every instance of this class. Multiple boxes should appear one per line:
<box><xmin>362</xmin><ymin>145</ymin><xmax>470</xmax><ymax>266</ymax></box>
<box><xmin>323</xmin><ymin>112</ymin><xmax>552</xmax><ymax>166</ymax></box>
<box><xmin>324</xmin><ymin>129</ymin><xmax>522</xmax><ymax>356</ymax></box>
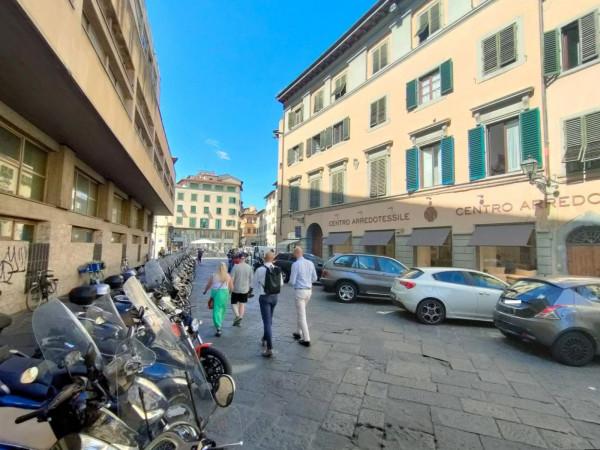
<box><xmin>146</xmin><ymin>0</ymin><xmax>373</xmax><ymax>209</ymax></box>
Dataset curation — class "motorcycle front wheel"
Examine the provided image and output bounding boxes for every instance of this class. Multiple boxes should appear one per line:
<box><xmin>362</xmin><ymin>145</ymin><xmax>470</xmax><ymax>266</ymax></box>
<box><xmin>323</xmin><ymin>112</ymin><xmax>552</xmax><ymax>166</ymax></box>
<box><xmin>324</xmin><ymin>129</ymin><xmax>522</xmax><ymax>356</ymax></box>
<box><xmin>200</xmin><ymin>346</ymin><xmax>232</xmax><ymax>389</ymax></box>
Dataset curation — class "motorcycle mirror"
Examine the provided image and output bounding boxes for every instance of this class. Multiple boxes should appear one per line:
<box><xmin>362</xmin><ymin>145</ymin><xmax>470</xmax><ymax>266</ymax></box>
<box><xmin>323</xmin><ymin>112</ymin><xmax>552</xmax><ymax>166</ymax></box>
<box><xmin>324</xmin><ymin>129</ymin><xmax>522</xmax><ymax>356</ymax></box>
<box><xmin>213</xmin><ymin>374</ymin><xmax>236</xmax><ymax>408</ymax></box>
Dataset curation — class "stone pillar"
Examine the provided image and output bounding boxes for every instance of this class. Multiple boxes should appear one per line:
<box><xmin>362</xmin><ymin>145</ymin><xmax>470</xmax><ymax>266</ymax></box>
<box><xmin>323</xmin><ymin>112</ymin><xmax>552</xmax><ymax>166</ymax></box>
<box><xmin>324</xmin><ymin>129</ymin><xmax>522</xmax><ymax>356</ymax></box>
<box><xmin>395</xmin><ymin>235</ymin><xmax>414</xmax><ymax>266</ymax></box>
<box><xmin>536</xmin><ymin>231</ymin><xmax>554</xmax><ymax>276</ymax></box>
<box><xmin>122</xmin><ymin>198</ymin><xmax>133</xmax><ymax>228</ymax></box>
<box><xmin>452</xmin><ymin>234</ymin><xmax>477</xmax><ymax>269</ymax></box>
<box><xmin>45</xmin><ymin>145</ymin><xmax>75</xmax><ymax>210</ymax></box>
<box><xmin>97</xmin><ymin>181</ymin><xmax>116</xmax><ymax>222</ymax></box>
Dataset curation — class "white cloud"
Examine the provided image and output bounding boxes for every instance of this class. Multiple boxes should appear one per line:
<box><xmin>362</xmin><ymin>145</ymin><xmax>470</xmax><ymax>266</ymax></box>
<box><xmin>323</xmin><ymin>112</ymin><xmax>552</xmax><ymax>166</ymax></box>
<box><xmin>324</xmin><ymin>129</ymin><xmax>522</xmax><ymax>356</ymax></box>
<box><xmin>216</xmin><ymin>150</ymin><xmax>231</xmax><ymax>160</ymax></box>
<box><xmin>205</xmin><ymin>138</ymin><xmax>220</xmax><ymax>148</ymax></box>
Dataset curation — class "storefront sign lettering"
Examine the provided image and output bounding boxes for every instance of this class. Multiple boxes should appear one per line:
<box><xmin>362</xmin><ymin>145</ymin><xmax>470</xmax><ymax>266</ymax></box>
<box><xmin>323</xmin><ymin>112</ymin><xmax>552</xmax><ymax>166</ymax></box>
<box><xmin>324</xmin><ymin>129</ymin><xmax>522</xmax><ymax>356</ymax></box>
<box><xmin>456</xmin><ymin>193</ymin><xmax>600</xmax><ymax>216</ymax></box>
<box><xmin>329</xmin><ymin>213</ymin><xmax>410</xmax><ymax>227</ymax></box>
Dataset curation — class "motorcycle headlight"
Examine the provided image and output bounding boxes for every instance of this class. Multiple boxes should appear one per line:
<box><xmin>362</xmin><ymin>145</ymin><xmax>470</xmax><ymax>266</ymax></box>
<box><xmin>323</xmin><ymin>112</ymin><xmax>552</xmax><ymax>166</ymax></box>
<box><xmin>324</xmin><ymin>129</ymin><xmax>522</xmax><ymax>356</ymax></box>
<box><xmin>128</xmin><ymin>377</ymin><xmax>168</xmax><ymax>423</ymax></box>
<box><xmin>191</xmin><ymin>318</ymin><xmax>200</xmax><ymax>332</ymax></box>
<box><xmin>20</xmin><ymin>366</ymin><xmax>39</xmax><ymax>384</ymax></box>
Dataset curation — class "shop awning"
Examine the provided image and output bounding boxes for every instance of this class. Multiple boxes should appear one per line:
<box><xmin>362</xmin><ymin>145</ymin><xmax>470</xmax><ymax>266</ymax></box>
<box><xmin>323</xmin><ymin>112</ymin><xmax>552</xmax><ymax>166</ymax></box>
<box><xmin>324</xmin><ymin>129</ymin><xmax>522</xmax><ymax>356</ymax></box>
<box><xmin>324</xmin><ymin>232</ymin><xmax>351</xmax><ymax>246</ymax></box>
<box><xmin>360</xmin><ymin>230</ymin><xmax>395</xmax><ymax>246</ymax></box>
<box><xmin>277</xmin><ymin>239</ymin><xmax>299</xmax><ymax>248</ymax></box>
<box><xmin>407</xmin><ymin>228</ymin><xmax>450</xmax><ymax>246</ymax></box>
<box><xmin>469</xmin><ymin>224</ymin><xmax>535</xmax><ymax>246</ymax></box>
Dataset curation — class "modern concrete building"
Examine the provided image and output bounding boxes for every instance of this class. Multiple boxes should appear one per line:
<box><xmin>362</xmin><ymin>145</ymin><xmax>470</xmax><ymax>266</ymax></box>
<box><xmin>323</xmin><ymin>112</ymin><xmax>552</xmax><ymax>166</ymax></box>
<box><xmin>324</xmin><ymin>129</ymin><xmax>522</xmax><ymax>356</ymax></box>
<box><xmin>239</xmin><ymin>206</ymin><xmax>259</xmax><ymax>246</ymax></box>
<box><xmin>275</xmin><ymin>0</ymin><xmax>600</xmax><ymax>279</ymax></box>
<box><xmin>0</xmin><ymin>0</ymin><xmax>174</xmax><ymax>313</ymax></box>
<box><xmin>164</xmin><ymin>171</ymin><xmax>242</xmax><ymax>254</ymax></box>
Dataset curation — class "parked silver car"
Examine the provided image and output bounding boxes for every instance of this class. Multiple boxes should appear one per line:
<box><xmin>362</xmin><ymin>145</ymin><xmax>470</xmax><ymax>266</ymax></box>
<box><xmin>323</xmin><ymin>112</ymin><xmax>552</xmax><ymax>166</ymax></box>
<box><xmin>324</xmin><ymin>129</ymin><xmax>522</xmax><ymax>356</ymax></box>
<box><xmin>494</xmin><ymin>276</ymin><xmax>600</xmax><ymax>366</ymax></box>
<box><xmin>321</xmin><ymin>253</ymin><xmax>407</xmax><ymax>302</ymax></box>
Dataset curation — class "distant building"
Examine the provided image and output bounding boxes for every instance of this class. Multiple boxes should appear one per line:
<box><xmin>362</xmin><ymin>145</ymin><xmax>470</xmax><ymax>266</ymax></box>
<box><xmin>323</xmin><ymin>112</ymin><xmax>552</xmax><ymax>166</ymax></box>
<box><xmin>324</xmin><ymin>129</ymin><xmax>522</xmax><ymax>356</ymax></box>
<box><xmin>160</xmin><ymin>171</ymin><xmax>242</xmax><ymax>254</ymax></box>
<box><xmin>240</xmin><ymin>206</ymin><xmax>259</xmax><ymax>246</ymax></box>
<box><xmin>0</xmin><ymin>0</ymin><xmax>174</xmax><ymax>313</ymax></box>
<box><xmin>263</xmin><ymin>189</ymin><xmax>278</xmax><ymax>248</ymax></box>
<box><xmin>256</xmin><ymin>209</ymin><xmax>266</xmax><ymax>246</ymax></box>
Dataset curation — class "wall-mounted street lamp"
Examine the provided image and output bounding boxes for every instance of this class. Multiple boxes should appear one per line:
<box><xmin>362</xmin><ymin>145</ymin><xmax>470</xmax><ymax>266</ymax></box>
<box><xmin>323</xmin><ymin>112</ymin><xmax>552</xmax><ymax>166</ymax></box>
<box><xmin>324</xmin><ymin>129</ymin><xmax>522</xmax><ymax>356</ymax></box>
<box><xmin>520</xmin><ymin>157</ymin><xmax>559</xmax><ymax>197</ymax></box>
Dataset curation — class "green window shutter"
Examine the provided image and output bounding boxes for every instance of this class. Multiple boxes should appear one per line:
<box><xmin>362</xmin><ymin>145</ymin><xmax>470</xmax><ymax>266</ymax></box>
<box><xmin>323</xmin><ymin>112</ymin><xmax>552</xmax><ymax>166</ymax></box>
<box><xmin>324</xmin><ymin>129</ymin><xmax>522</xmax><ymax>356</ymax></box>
<box><xmin>582</xmin><ymin>111</ymin><xmax>600</xmax><ymax>162</ymax></box>
<box><xmin>310</xmin><ymin>179</ymin><xmax>320</xmax><ymax>208</ymax></box>
<box><xmin>468</xmin><ymin>126</ymin><xmax>486</xmax><ymax>181</ymax></box>
<box><xmin>324</xmin><ymin>126</ymin><xmax>333</xmax><ymax>147</ymax></box>
<box><xmin>580</xmin><ymin>12</ymin><xmax>598</xmax><ymax>63</ymax></box>
<box><xmin>298</xmin><ymin>142</ymin><xmax>304</xmax><ymax>161</ymax></box>
<box><xmin>306</xmin><ymin>138</ymin><xmax>312</xmax><ymax>158</ymax></box>
<box><xmin>378</xmin><ymin>98</ymin><xmax>386</xmax><ymax>124</ymax></box>
<box><xmin>406</xmin><ymin>79</ymin><xmax>417</xmax><ymax>111</ymax></box>
<box><xmin>440</xmin><ymin>136</ymin><xmax>455</xmax><ymax>185</ymax></box>
<box><xmin>287</xmin><ymin>148</ymin><xmax>293</xmax><ymax>166</ymax></box>
<box><xmin>381</xmin><ymin>42</ymin><xmax>388</xmax><ymax>68</ymax></box>
<box><xmin>370</xmin><ymin>101</ymin><xmax>378</xmax><ymax>127</ymax></box>
<box><xmin>520</xmin><ymin>108</ymin><xmax>542</xmax><ymax>167</ymax></box>
<box><xmin>543</xmin><ymin>29</ymin><xmax>560</xmax><ymax>77</ymax></box>
<box><xmin>440</xmin><ymin>59</ymin><xmax>453</xmax><ymax>95</ymax></box>
<box><xmin>563</xmin><ymin>117</ymin><xmax>584</xmax><ymax>162</ymax></box>
<box><xmin>430</xmin><ymin>2</ymin><xmax>441</xmax><ymax>33</ymax></box>
<box><xmin>482</xmin><ymin>34</ymin><xmax>499</xmax><ymax>74</ymax></box>
<box><xmin>373</xmin><ymin>47</ymin><xmax>381</xmax><ymax>73</ymax></box>
<box><xmin>499</xmin><ymin>24</ymin><xmax>517</xmax><ymax>67</ymax></box>
<box><xmin>405</xmin><ymin>147</ymin><xmax>419</xmax><ymax>192</ymax></box>
<box><xmin>342</xmin><ymin>118</ymin><xmax>350</xmax><ymax>140</ymax></box>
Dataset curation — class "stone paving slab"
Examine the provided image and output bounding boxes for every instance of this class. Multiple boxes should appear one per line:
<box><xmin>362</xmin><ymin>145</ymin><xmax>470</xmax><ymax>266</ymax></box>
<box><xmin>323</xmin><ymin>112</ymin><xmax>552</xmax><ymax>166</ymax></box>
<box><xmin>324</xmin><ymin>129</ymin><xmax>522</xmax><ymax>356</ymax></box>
<box><xmin>2</xmin><ymin>257</ymin><xmax>599</xmax><ymax>449</ymax></box>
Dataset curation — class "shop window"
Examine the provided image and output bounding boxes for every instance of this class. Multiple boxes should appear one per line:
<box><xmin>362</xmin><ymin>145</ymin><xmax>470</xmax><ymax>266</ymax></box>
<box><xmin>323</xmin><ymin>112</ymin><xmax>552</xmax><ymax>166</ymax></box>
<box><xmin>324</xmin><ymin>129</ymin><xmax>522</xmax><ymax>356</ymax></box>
<box><xmin>0</xmin><ymin>217</ymin><xmax>34</xmax><ymax>241</ymax></box>
<box><xmin>72</xmin><ymin>171</ymin><xmax>98</xmax><ymax>217</ymax></box>
<box><xmin>479</xmin><ymin>234</ymin><xmax>537</xmax><ymax>282</ymax></box>
<box><xmin>415</xmin><ymin>234</ymin><xmax>453</xmax><ymax>267</ymax></box>
<box><xmin>72</xmin><ymin>226</ymin><xmax>94</xmax><ymax>243</ymax></box>
<box><xmin>0</xmin><ymin>126</ymin><xmax>47</xmax><ymax>202</ymax></box>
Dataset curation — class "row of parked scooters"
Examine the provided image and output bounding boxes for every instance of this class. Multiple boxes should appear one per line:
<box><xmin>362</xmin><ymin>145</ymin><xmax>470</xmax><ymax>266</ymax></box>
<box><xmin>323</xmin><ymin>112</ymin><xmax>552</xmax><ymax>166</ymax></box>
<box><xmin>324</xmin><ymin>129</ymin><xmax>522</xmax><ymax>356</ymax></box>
<box><xmin>0</xmin><ymin>251</ymin><xmax>240</xmax><ymax>449</ymax></box>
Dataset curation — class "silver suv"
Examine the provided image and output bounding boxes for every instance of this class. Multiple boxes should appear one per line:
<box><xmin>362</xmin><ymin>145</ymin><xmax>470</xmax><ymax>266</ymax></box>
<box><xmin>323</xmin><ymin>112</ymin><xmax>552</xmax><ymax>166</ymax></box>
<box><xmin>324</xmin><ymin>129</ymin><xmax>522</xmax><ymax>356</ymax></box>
<box><xmin>321</xmin><ymin>253</ymin><xmax>407</xmax><ymax>302</ymax></box>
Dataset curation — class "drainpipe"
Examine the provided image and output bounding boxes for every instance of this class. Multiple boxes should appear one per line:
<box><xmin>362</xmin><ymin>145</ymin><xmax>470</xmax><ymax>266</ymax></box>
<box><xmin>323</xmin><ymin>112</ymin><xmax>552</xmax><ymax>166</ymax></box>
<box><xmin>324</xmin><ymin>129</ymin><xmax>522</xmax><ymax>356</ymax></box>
<box><xmin>538</xmin><ymin>0</ymin><xmax>551</xmax><ymax>180</ymax></box>
<box><xmin>276</xmin><ymin>122</ymin><xmax>285</xmax><ymax>241</ymax></box>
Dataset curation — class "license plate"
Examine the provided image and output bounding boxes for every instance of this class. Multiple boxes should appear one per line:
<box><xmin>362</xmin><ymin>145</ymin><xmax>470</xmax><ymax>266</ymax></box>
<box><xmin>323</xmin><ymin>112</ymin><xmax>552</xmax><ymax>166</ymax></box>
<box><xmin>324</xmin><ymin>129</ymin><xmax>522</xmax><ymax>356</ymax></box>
<box><xmin>504</xmin><ymin>299</ymin><xmax>521</xmax><ymax>306</ymax></box>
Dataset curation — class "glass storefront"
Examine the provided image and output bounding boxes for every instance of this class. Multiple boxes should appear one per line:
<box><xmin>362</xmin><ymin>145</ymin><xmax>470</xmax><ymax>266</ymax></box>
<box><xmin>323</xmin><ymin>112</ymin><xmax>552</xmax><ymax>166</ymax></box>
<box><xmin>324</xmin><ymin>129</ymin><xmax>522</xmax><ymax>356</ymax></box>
<box><xmin>409</xmin><ymin>227</ymin><xmax>452</xmax><ymax>267</ymax></box>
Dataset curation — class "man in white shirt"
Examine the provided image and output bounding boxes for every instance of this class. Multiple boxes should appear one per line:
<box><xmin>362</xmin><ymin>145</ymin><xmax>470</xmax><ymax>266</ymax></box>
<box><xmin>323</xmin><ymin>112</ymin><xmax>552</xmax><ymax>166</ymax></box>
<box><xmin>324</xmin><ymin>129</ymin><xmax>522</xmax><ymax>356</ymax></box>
<box><xmin>253</xmin><ymin>251</ymin><xmax>283</xmax><ymax>357</ymax></box>
<box><xmin>230</xmin><ymin>253</ymin><xmax>253</xmax><ymax>326</ymax></box>
<box><xmin>289</xmin><ymin>246</ymin><xmax>318</xmax><ymax>347</ymax></box>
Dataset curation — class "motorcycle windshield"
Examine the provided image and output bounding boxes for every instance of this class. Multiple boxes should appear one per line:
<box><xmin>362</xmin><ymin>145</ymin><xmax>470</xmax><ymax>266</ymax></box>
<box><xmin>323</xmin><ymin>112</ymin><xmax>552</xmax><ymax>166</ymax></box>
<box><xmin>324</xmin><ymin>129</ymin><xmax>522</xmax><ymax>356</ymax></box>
<box><xmin>144</xmin><ymin>259</ymin><xmax>166</xmax><ymax>290</ymax></box>
<box><xmin>32</xmin><ymin>298</ymin><xmax>102</xmax><ymax>370</ymax></box>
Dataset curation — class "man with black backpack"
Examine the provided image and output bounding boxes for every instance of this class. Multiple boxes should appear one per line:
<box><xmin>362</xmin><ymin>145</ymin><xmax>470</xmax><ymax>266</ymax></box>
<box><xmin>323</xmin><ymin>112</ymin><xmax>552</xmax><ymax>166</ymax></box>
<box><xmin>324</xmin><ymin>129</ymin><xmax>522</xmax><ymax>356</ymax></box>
<box><xmin>252</xmin><ymin>251</ymin><xmax>283</xmax><ymax>357</ymax></box>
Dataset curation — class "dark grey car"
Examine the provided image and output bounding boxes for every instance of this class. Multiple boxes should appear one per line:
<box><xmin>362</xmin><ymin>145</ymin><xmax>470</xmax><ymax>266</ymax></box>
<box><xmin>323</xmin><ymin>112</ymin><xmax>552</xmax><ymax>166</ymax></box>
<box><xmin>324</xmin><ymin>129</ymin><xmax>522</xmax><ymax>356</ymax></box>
<box><xmin>494</xmin><ymin>276</ymin><xmax>600</xmax><ymax>366</ymax></box>
<box><xmin>321</xmin><ymin>253</ymin><xmax>407</xmax><ymax>302</ymax></box>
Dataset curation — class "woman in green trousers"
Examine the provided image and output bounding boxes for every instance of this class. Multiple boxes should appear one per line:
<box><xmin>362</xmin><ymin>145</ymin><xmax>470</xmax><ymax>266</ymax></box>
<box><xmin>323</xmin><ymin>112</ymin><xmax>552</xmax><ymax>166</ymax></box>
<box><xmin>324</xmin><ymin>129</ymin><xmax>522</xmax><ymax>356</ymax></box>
<box><xmin>203</xmin><ymin>262</ymin><xmax>232</xmax><ymax>337</ymax></box>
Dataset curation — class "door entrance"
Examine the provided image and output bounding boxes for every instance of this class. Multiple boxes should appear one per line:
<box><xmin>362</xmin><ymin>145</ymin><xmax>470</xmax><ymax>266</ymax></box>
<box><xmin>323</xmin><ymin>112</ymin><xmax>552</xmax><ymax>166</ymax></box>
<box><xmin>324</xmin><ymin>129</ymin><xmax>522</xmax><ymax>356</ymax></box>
<box><xmin>566</xmin><ymin>226</ymin><xmax>600</xmax><ymax>277</ymax></box>
<box><xmin>306</xmin><ymin>223</ymin><xmax>323</xmax><ymax>257</ymax></box>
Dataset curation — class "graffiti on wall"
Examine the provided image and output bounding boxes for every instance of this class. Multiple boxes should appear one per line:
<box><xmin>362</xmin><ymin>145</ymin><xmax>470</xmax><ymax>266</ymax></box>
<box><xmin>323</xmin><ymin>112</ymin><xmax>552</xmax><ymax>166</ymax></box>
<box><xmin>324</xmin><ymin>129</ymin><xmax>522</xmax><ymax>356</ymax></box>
<box><xmin>0</xmin><ymin>245</ymin><xmax>27</xmax><ymax>284</ymax></box>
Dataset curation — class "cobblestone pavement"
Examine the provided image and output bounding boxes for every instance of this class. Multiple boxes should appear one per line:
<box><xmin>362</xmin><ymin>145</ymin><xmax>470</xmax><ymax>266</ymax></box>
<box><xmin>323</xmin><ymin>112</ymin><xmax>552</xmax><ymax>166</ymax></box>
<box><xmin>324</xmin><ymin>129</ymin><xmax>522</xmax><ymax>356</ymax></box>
<box><xmin>194</xmin><ymin>259</ymin><xmax>600</xmax><ymax>450</ymax></box>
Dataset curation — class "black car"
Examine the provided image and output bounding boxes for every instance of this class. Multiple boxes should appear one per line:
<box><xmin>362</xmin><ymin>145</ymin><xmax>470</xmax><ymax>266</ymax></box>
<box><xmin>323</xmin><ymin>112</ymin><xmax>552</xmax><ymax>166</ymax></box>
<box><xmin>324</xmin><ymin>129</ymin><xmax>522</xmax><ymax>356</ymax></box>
<box><xmin>274</xmin><ymin>253</ymin><xmax>324</xmax><ymax>283</ymax></box>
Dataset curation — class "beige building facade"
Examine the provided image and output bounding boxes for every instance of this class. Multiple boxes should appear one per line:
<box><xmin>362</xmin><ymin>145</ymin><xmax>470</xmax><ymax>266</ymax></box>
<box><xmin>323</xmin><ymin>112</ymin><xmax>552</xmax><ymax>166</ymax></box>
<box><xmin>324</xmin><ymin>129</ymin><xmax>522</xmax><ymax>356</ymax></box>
<box><xmin>164</xmin><ymin>172</ymin><xmax>241</xmax><ymax>254</ymax></box>
<box><xmin>240</xmin><ymin>206</ymin><xmax>259</xmax><ymax>246</ymax></box>
<box><xmin>264</xmin><ymin>189</ymin><xmax>278</xmax><ymax>248</ymax></box>
<box><xmin>276</xmin><ymin>0</ymin><xmax>600</xmax><ymax>279</ymax></box>
<box><xmin>0</xmin><ymin>0</ymin><xmax>174</xmax><ymax>313</ymax></box>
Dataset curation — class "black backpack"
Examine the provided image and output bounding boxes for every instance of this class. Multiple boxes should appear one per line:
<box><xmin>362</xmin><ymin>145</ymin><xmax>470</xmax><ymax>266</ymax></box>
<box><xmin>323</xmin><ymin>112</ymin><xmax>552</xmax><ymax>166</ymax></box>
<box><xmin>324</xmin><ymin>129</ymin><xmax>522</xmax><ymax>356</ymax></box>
<box><xmin>263</xmin><ymin>265</ymin><xmax>282</xmax><ymax>295</ymax></box>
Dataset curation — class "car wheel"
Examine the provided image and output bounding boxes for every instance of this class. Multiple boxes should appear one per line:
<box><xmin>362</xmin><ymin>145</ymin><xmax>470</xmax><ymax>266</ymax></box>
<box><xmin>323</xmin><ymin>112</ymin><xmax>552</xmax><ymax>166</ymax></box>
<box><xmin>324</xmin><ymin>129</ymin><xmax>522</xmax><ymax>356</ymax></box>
<box><xmin>416</xmin><ymin>299</ymin><xmax>446</xmax><ymax>325</ymax></box>
<box><xmin>551</xmin><ymin>331</ymin><xmax>595</xmax><ymax>366</ymax></box>
<box><xmin>336</xmin><ymin>281</ymin><xmax>357</xmax><ymax>303</ymax></box>
<box><xmin>283</xmin><ymin>271</ymin><xmax>290</xmax><ymax>283</ymax></box>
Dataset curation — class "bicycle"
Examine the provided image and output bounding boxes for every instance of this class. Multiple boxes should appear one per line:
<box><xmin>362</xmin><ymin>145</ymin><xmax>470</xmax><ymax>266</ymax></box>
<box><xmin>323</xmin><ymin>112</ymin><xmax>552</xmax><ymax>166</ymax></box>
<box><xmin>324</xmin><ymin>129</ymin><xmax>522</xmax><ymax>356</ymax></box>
<box><xmin>26</xmin><ymin>270</ymin><xmax>59</xmax><ymax>312</ymax></box>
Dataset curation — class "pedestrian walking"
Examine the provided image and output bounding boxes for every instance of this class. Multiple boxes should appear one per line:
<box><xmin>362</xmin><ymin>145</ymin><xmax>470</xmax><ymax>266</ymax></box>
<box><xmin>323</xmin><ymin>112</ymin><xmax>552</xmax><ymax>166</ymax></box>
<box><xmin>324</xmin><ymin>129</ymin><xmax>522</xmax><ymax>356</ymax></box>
<box><xmin>253</xmin><ymin>251</ymin><xmax>283</xmax><ymax>357</ymax></box>
<box><xmin>202</xmin><ymin>262</ymin><xmax>232</xmax><ymax>337</ymax></box>
<box><xmin>230</xmin><ymin>252</ymin><xmax>253</xmax><ymax>326</ymax></box>
<box><xmin>197</xmin><ymin>248</ymin><xmax>204</xmax><ymax>264</ymax></box>
<box><xmin>289</xmin><ymin>246</ymin><xmax>317</xmax><ymax>347</ymax></box>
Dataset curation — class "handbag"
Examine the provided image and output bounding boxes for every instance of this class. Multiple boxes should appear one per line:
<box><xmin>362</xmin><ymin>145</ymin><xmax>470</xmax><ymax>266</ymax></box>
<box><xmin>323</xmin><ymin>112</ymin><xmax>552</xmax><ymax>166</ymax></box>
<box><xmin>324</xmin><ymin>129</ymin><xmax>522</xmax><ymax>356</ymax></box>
<box><xmin>208</xmin><ymin>297</ymin><xmax>214</xmax><ymax>309</ymax></box>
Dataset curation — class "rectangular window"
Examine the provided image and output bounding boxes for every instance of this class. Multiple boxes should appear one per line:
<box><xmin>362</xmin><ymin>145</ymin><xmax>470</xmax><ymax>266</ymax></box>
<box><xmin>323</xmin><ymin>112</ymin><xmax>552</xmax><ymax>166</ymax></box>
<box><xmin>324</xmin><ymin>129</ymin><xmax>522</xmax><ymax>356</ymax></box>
<box><xmin>0</xmin><ymin>217</ymin><xmax>34</xmax><ymax>242</ymax></box>
<box><xmin>176</xmin><ymin>216</ymin><xmax>183</xmax><ymax>225</ymax></box>
<box><xmin>310</xmin><ymin>132</ymin><xmax>323</xmax><ymax>154</ymax></box>
<box><xmin>202</xmin><ymin>184</ymin><xmax>212</xmax><ymax>190</ymax></box>
<box><xmin>189</xmin><ymin>218</ymin><xmax>196</xmax><ymax>228</ymax></box>
<box><xmin>132</xmin><ymin>235</ymin><xmax>141</xmax><ymax>244</ymax></box>
<box><xmin>289</xmin><ymin>181</ymin><xmax>300</xmax><ymax>212</ymax></box>
<box><xmin>215</xmin><ymin>185</ymin><xmax>224</xmax><ymax>191</ymax></box>
<box><xmin>216</xmin><ymin>196</ymin><xmax>223</xmax><ymax>203</ymax></box>
<box><xmin>287</xmin><ymin>144</ymin><xmax>303</xmax><ymax>165</ymax></box>
<box><xmin>332</xmin><ymin>118</ymin><xmax>350</xmax><ymax>145</ymax></box>
<box><xmin>416</xmin><ymin>2</ymin><xmax>441</xmax><ymax>44</ymax></box>
<box><xmin>72</xmin><ymin>171</ymin><xmax>98</xmax><ymax>217</ymax></box>
<box><xmin>216</xmin><ymin>207</ymin><xmax>222</xmax><ymax>215</ymax></box>
<box><xmin>370</xmin><ymin>97</ymin><xmax>387</xmax><ymax>128</ymax></box>
<box><xmin>564</xmin><ymin>111</ymin><xmax>600</xmax><ymax>180</ymax></box>
<box><xmin>419</xmin><ymin>70</ymin><xmax>441</xmax><ymax>105</ymax></box>
<box><xmin>203</xmin><ymin>206</ymin><xmax>209</xmax><ymax>214</ymax></box>
<box><xmin>110</xmin><ymin>232</ymin><xmax>124</xmax><ymax>244</ymax></box>
<box><xmin>369</xmin><ymin>156</ymin><xmax>388</xmax><ymax>197</ymax></box>
<box><xmin>191</xmin><ymin>193</ymin><xmax>197</xmax><ymax>201</ymax></box>
<box><xmin>487</xmin><ymin>118</ymin><xmax>521</xmax><ymax>176</ymax></box>
<box><xmin>176</xmin><ymin>204</ymin><xmax>184</xmax><ymax>213</ymax></box>
<box><xmin>482</xmin><ymin>24</ymin><xmax>517</xmax><ymax>75</ymax></box>
<box><xmin>0</xmin><ymin>126</ymin><xmax>48</xmax><ymax>201</ymax></box>
<box><xmin>111</xmin><ymin>195</ymin><xmax>124</xmax><ymax>224</ymax></box>
<box><xmin>372</xmin><ymin>42</ymin><xmax>389</xmax><ymax>75</ymax></box>
<box><xmin>204</xmin><ymin>194</ymin><xmax>210</xmax><ymax>202</ymax></box>
<box><xmin>226</xmin><ymin>220</ymin><xmax>236</xmax><ymax>227</ymax></box>
<box><xmin>226</xmin><ymin>186</ymin><xmax>236</xmax><ymax>192</ymax></box>
<box><xmin>313</xmin><ymin>89</ymin><xmax>324</xmax><ymax>113</ymax></box>
<box><xmin>215</xmin><ymin>219</ymin><xmax>222</xmax><ymax>229</ymax></box>
<box><xmin>177</xmin><ymin>192</ymin><xmax>184</xmax><ymax>200</ymax></box>
<box><xmin>309</xmin><ymin>175</ymin><xmax>321</xmax><ymax>208</ymax></box>
<box><xmin>330</xmin><ymin>168</ymin><xmax>345</xmax><ymax>205</ymax></box>
<box><xmin>420</xmin><ymin>143</ymin><xmax>442</xmax><ymax>188</ymax></box>
<box><xmin>332</xmin><ymin>73</ymin><xmax>347</xmax><ymax>101</ymax></box>
<box><xmin>200</xmin><ymin>218</ymin><xmax>209</xmax><ymax>228</ymax></box>
<box><xmin>228</xmin><ymin>196</ymin><xmax>236</xmax><ymax>204</ymax></box>
<box><xmin>71</xmin><ymin>226</ymin><xmax>94</xmax><ymax>243</ymax></box>
<box><xmin>288</xmin><ymin>104</ymin><xmax>304</xmax><ymax>129</ymax></box>
<box><xmin>228</xmin><ymin>208</ymin><xmax>236</xmax><ymax>215</ymax></box>
<box><xmin>191</xmin><ymin>205</ymin><xmax>196</xmax><ymax>213</ymax></box>
<box><xmin>190</xmin><ymin>182</ymin><xmax>199</xmax><ymax>189</ymax></box>
<box><xmin>562</xmin><ymin>20</ymin><xmax>581</xmax><ymax>70</ymax></box>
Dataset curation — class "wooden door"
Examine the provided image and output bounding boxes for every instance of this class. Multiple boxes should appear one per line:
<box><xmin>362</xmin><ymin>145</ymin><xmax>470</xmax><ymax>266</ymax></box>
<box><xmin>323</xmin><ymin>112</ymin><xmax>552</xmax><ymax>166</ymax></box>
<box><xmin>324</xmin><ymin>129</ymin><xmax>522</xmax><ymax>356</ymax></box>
<box><xmin>567</xmin><ymin>245</ymin><xmax>600</xmax><ymax>277</ymax></box>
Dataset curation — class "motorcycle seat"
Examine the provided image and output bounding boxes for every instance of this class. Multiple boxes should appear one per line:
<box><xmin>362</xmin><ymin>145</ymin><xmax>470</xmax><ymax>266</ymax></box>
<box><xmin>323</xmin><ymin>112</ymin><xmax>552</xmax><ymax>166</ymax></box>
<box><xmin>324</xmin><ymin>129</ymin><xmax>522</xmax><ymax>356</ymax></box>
<box><xmin>0</xmin><ymin>313</ymin><xmax>12</xmax><ymax>332</ymax></box>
